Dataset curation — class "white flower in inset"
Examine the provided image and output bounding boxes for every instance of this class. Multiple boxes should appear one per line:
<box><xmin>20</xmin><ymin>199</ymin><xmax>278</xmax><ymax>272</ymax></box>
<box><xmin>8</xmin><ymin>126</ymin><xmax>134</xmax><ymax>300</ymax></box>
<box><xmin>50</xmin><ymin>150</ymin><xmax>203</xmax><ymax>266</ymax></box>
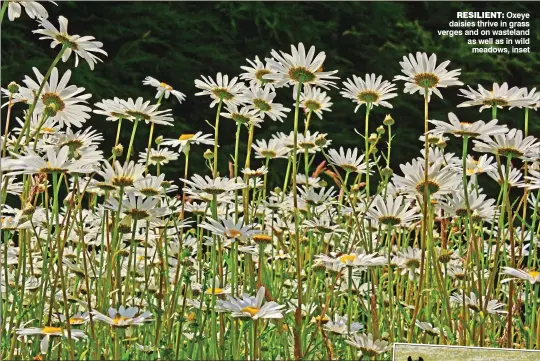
<box><xmin>23</xmin><ymin>67</ymin><xmax>92</xmax><ymax>128</ymax></box>
<box><xmin>33</xmin><ymin>16</ymin><xmax>107</xmax><ymax>70</ymax></box>
<box><xmin>457</xmin><ymin>83</ymin><xmax>529</xmax><ymax>112</ymax></box>
<box><xmin>341</xmin><ymin>73</ymin><xmax>397</xmax><ymax>111</ymax></box>
<box><xmin>265</xmin><ymin>43</ymin><xmax>339</xmax><ymax>96</ymax></box>
<box><xmin>217</xmin><ymin>287</ymin><xmax>284</xmax><ymax>319</ymax></box>
<box><xmin>194</xmin><ymin>73</ymin><xmax>247</xmax><ymax>108</ymax></box>
<box><xmin>143</xmin><ymin>76</ymin><xmax>186</xmax><ymax>104</ymax></box>
<box><xmin>394</xmin><ymin>52</ymin><xmax>462</xmax><ymax>100</ymax></box>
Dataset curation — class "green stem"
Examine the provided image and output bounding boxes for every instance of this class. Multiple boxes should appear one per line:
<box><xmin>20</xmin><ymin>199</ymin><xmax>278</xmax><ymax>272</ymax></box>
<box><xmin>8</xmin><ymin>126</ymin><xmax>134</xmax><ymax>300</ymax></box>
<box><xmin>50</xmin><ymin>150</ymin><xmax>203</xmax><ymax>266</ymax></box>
<box><xmin>125</xmin><ymin>117</ymin><xmax>140</xmax><ymax>163</ymax></box>
<box><xmin>213</xmin><ymin>100</ymin><xmax>223</xmax><ymax>178</ymax></box>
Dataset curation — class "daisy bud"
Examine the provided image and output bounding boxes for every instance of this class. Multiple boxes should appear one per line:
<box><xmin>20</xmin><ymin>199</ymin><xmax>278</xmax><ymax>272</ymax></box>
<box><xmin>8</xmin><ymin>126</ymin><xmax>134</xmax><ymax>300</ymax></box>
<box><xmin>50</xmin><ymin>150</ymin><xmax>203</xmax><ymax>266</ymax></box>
<box><xmin>112</xmin><ymin>144</ymin><xmax>124</xmax><ymax>157</ymax></box>
<box><xmin>203</xmin><ymin>149</ymin><xmax>214</xmax><ymax>160</ymax></box>
<box><xmin>381</xmin><ymin>167</ymin><xmax>393</xmax><ymax>178</ymax></box>
<box><xmin>368</xmin><ymin>133</ymin><xmax>378</xmax><ymax>144</ymax></box>
<box><xmin>161</xmin><ymin>180</ymin><xmax>172</xmax><ymax>189</ymax></box>
<box><xmin>155</xmin><ymin>135</ymin><xmax>163</xmax><ymax>145</ymax></box>
<box><xmin>383</xmin><ymin>114</ymin><xmax>394</xmax><ymax>126</ymax></box>
<box><xmin>273</xmin><ymin>187</ymin><xmax>282</xmax><ymax>194</ymax></box>
<box><xmin>253</xmin><ymin>233</ymin><xmax>273</xmax><ymax>245</ymax></box>
<box><xmin>7</xmin><ymin>81</ymin><xmax>19</xmax><ymax>94</ymax></box>
<box><xmin>376</xmin><ymin>125</ymin><xmax>385</xmax><ymax>135</ymax></box>
<box><xmin>438</xmin><ymin>249</ymin><xmax>453</xmax><ymax>264</ymax></box>
<box><xmin>427</xmin><ymin>134</ymin><xmax>439</xmax><ymax>145</ymax></box>
<box><xmin>319</xmin><ymin>180</ymin><xmax>328</xmax><ymax>187</ymax></box>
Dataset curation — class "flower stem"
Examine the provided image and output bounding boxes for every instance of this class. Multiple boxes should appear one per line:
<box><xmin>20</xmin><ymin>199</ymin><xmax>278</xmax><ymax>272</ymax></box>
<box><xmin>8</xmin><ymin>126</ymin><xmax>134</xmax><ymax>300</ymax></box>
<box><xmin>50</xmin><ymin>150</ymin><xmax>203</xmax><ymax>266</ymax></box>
<box><xmin>213</xmin><ymin>100</ymin><xmax>223</xmax><ymax>178</ymax></box>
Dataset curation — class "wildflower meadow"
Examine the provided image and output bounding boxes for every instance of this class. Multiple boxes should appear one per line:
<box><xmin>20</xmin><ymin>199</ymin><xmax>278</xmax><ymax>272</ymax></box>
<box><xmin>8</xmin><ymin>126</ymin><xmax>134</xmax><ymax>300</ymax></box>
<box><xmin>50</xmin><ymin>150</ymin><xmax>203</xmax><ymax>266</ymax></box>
<box><xmin>1</xmin><ymin>1</ymin><xmax>540</xmax><ymax>360</ymax></box>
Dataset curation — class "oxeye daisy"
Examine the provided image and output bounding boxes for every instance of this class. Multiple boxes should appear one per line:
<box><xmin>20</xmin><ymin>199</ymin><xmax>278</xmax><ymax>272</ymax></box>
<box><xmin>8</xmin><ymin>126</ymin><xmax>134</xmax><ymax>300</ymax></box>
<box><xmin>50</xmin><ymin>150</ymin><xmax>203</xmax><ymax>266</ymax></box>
<box><xmin>487</xmin><ymin>165</ymin><xmax>523</xmax><ymax>187</ymax></box>
<box><xmin>220</xmin><ymin>104</ymin><xmax>261</xmax><ymax>126</ymax></box>
<box><xmin>138</xmin><ymin>147</ymin><xmax>178</xmax><ymax>166</ymax></box>
<box><xmin>441</xmin><ymin>187</ymin><xmax>498</xmax><ymax>222</ymax></box>
<box><xmin>392</xmin><ymin>247</ymin><xmax>422</xmax><ymax>281</ymax></box>
<box><xmin>252</xmin><ymin>139</ymin><xmax>290</xmax><ymax>159</ymax></box>
<box><xmin>394</xmin><ymin>52</ymin><xmax>462</xmax><ymax>100</ymax></box>
<box><xmin>143</xmin><ymin>76</ymin><xmax>186</xmax><ymax>103</ymax></box>
<box><xmin>457</xmin><ymin>83</ymin><xmax>529</xmax><ymax>112</ymax></box>
<box><xmin>240</xmin><ymin>56</ymin><xmax>277</xmax><ymax>89</ymax></box>
<box><xmin>161</xmin><ymin>131</ymin><xmax>214</xmax><ymax>151</ymax></box>
<box><xmin>33</xmin><ymin>16</ymin><xmax>107</xmax><ymax>70</ymax></box>
<box><xmin>473</xmin><ymin>128</ymin><xmax>540</xmax><ymax>160</ymax></box>
<box><xmin>199</xmin><ymin>216</ymin><xmax>256</xmax><ymax>242</ymax></box>
<box><xmin>55</xmin><ymin>126</ymin><xmax>103</xmax><ymax>151</ymax></box>
<box><xmin>520</xmin><ymin>87</ymin><xmax>540</xmax><ymax>110</ymax></box>
<box><xmin>265</xmin><ymin>42</ymin><xmax>339</xmax><ymax>96</ymax></box>
<box><xmin>23</xmin><ymin>67</ymin><xmax>92</xmax><ymax>128</ymax></box>
<box><xmin>501</xmin><ymin>266</ymin><xmax>540</xmax><ymax>285</ymax></box>
<box><xmin>106</xmin><ymin>192</ymin><xmax>168</xmax><ymax>222</ymax></box>
<box><xmin>323</xmin><ymin>315</ymin><xmax>363</xmax><ymax>335</ymax></box>
<box><xmin>217</xmin><ymin>286</ymin><xmax>284</xmax><ymax>319</ymax></box>
<box><xmin>133</xmin><ymin>174</ymin><xmax>170</xmax><ymax>197</ymax></box>
<box><xmin>345</xmin><ymin>333</ymin><xmax>390</xmax><ymax>358</ymax></box>
<box><xmin>6</xmin><ymin>0</ymin><xmax>53</xmax><ymax>21</ymax></box>
<box><xmin>180</xmin><ymin>175</ymin><xmax>245</xmax><ymax>195</ymax></box>
<box><xmin>16</xmin><ymin>326</ymin><xmax>87</xmax><ymax>354</ymax></box>
<box><xmin>327</xmin><ymin>147</ymin><xmax>371</xmax><ymax>174</ymax></box>
<box><xmin>462</xmin><ymin>154</ymin><xmax>495</xmax><ymax>175</ymax></box>
<box><xmin>429</xmin><ymin>112</ymin><xmax>508</xmax><ymax>138</ymax></box>
<box><xmin>341</xmin><ymin>73</ymin><xmax>397</xmax><ymax>111</ymax></box>
<box><xmin>120</xmin><ymin>97</ymin><xmax>174</xmax><ymax>126</ymax></box>
<box><xmin>243</xmin><ymin>85</ymin><xmax>291</xmax><ymax>122</ymax></box>
<box><xmin>9</xmin><ymin>146</ymin><xmax>97</xmax><ymax>174</ymax></box>
<box><xmin>91</xmin><ymin>306</ymin><xmax>152</xmax><ymax>328</ymax></box>
<box><xmin>317</xmin><ymin>251</ymin><xmax>386</xmax><ymax>270</ymax></box>
<box><xmin>93</xmin><ymin>97</ymin><xmax>128</xmax><ymax>122</ymax></box>
<box><xmin>194</xmin><ymin>73</ymin><xmax>247</xmax><ymax>108</ymax></box>
<box><xmin>450</xmin><ymin>291</ymin><xmax>506</xmax><ymax>314</ymax></box>
<box><xmin>98</xmin><ymin>160</ymin><xmax>145</xmax><ymax>188</ymax></box>
<box><xmin>299</xmin><ymin>86</ymin><xmax>332</xmax><ymax>119</ymax></box>
<box><xmin>365</xmin><ymin>194</ymin><xmax>419</xmax><ymax>227</ymax></box>
<box><xmin>415</xmin><ymin>321</ymin><xmax>440</xmax><ymax>337</ymax></box>
<box><xmin>522</xmin><ymin>169</ymin><xmax>540</xmax><ymax>190</ymax></box>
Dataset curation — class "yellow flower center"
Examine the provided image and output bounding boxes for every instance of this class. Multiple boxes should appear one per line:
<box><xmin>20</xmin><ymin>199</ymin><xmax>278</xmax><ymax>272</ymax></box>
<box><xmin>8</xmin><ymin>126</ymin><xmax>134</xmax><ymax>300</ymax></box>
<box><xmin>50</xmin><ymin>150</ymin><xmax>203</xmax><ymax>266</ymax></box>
<box><xmin>339</xmin><ymin>254</ymin><xmax>356</xmax><ymax>264</ymax></box>
<box><xmin>160</xmin><ymin>82</ymin><xmax>173</xmax><ymax>91</ymax></box>
<box><xmin>41</xmin><ymin>127</ymin><xmax>55</xmax><ymax>133</ymax></box>
<box><xmin>41</xmin><ymin>326</ymin><xmax>62</xmax><ymax>334</ymax></box>
<box><xmin>113</xmin><ymin>316</ymin><xmax>130</xmax><ymax>325</ymax></box>
<box><xmin>69</xmin><ymin>317</ymin><xmax>84</xmax><ymax>324</ymax></box>
<box><xmin>179</xmin><ymin>134</ymin><xmax>195</xmax><ymax>141</ymax></box>
<box><xmin>206</xmin><ymin>287</ymin><xmax>224</xmax><ymax>295</ymax></box>
<box><xmin>529</xmin><ymin>271</ymin><xmax>540</xmax><ymax>278</ymax></box>
<box><xmin>241</xmin><ymin>306</ymin><xmax>260</xmax><ymax>317</ymax></box>
<box><xmin>226</xmin><ymin>229</ymin><xmax>242</xmax><ymax>238</ymax></box>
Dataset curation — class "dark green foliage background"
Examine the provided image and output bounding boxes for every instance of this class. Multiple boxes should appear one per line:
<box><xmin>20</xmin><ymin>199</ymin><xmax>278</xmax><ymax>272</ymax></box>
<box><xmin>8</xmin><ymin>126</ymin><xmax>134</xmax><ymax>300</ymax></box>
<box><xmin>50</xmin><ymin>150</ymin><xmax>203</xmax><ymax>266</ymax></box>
<box><xmin>2</xmin><ymin>1</ymin><xmax>539</xmax><ymax>185</ymax></box>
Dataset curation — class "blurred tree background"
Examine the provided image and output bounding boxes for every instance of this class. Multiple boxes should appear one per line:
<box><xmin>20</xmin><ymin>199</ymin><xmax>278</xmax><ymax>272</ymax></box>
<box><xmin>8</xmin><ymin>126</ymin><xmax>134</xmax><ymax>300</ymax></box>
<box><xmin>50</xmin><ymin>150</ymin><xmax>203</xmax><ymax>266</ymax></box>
<box><xmin>2</xmin><ymin>1</ymin><xmax>539</xmax><ymax>188</ymax></box>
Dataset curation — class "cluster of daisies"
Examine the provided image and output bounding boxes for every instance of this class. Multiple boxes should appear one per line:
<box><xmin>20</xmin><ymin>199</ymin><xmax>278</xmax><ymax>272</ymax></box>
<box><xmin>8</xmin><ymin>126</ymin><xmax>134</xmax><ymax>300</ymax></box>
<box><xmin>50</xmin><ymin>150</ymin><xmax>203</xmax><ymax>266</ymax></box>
<box><xmin>2</xmin><ymin>1</ymin><xmax>540</xmax><ymax>360</ymax></box>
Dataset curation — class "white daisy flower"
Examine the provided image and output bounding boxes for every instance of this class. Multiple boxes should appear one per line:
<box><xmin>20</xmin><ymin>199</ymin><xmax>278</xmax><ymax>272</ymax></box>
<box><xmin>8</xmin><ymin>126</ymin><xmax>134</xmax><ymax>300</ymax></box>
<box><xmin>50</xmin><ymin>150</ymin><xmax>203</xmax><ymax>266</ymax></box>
<box><xmin>450</xmin><ymin>291</ymin><xmax>506</xmax><ymax>314</ymax></box>
<box><xmin>217</xmin><ymin>286</ymin><xmax>284</xmax><ymax>319</ymax></box>
<box><xmin>98</xmin><ymin>160</ymin><xmax>145</xmax><ymax>188</ymax></box>
<box><xmin>120</xmin><ymin>97</ymin><xmax>174</xmax><ymax>126</ymax></box>
<box><xmin>161</xmin><ymin>131</ymin><xmax>214</xmax><ymax>151</ymax></box>
<box><xmin>441</xmin><ymin>187</ymin><xmax>498</xmax><ymax>222</ymax></box>
<box><xmin>265</xmin><ymin>42</ymin><xmax>339</xmax><ymax>96</ymax></box>
<box><xmin>327</xmin><ymin>147</ymin><xmax>371</xmax><ymax>174</ymax></box>
<box><xmin>23</xmin><ymin>67</ymin><xmax>92</xmax><ymax>128</ymax></box>
<box><xmin>501</xmin><ymin>266</ymin><xmax>540</xmax><ymax>285</ymax></box>
<box><xmin>8</xmin><ymin>146</ymin><xmax>97</xmax><ymax>174</ymax></box>
<box><xmin>317</xmin><ymin>251</ymin><xmax>386</xmax><ymax>270</ymax></box>
<box><xmin>486</xmin><ymin>165</ymin><xmax>523</xmax><ymax>187</ymax></box>
<box><xmin>199</xmin><ymin>216</ymin><xmax>256</xmax><ymax>242</ymax></box>
<box><xmin>7</xmin><ymin>0</ymin><xmax>53</xmax><ymax>21</ymax></box>
<box><xmin>17</xmin><ymin>326</ymin><xmax>87</xmax><ymax>354</ymax></box>
<box><xmin>252</xmin><ymin>138</ymin><xmax>290</xmax><ymax>159</ymax></box>
<box><xmin>392</xmin><ymin>247</ymin><xmax>422</xmax><ymax>281</ymax></box>
<box><xmin>463</xmin><ymin>154</ymin><xmax>495</xmax><ymax>175</ymax></box>
<box><xmin>243</xmin><ymin>85</ymin><xmax>290</xmax><ymax>122</ymax></box>
<box><xmin>180</xmin><ymin>174</ymin><xmax>245</xmax><ymax>195</ymax></box>
<box><xmin>457</xmin><ymin>83</ymin><xmax>529</xmax><ymax>111</ymax></box>
<box><xmin>429</xmin><ymin>112</ymin><xmax>508</xmax><ymax>138</ymax></box>
<box><xmin>345</xmin><ymin>333</ymin><xmax>390</xmax><ymax>357</ymax></box>
<box><xmin>415</xmin><ymin>321</ymin><xmax>440</xmax><ymax>336</ymax></box>
<box><xmin>473</xmin><ymin>128</ymin><xmax>539</xmax><ymax>160</ymax></box>
<box><xmin>394</xmin><ymin>52</ymin><xmax>462</xmax><ymax>100</ymax></box>
<box><xmin>105</xmin><ymin>192</ymin><xmax>168</xmax><ymax>222</ymax></box>
<box><xmin>240</xmin><ymin>56</ymin><xmax>277</xmax><ymax>89</ymax></box>
<box><xmin>522</xmin><ymin>169</ymin><xmax>540</xmax><ymax>190</ymax></box>
<box><xmin>93</xmin><ymin>97</ymin><xmax>128</xmax><ymax>122</ymax></box>
<box><xmin>194</xmin><ymin>73</ymin><xmax>247</xmax><ymax>108</ymax></box>
<box><xmin>220</xmin><ymin>104</ymin><xmax>261</xmax><ymax>126</ymax></box>
<box><xmin>138</xmin><ymin>147</ymin><xmax>178</xmax><ymax>166</ymax></box>
<box><xmin>143</xmin><ymin>76</ymin><xmax>186</xmax><ymax>104</ymax></box>
<box><xmin>299</xmin><ymin>86</ymin><xmax>332</xmax><ymax>119</ymax></box>
<box><xmin>33</xmin><ymin>16</ymin><xmax>107</xmax><ymax>70</ymax></box>
<box><xmin>323</xmin><ymin>315</ymin><xmax>363</xmax><ymax>335</ymax></box>
<box><xmin>91</xmin><ymin>306</ymin><xmax>152</xmax><ymax>328</ymax></box>
<box><xmin>341</xmin><ymin>73</ymin><xmax>397</xmax><ymax>111</ymax></box>
<box><xmin>366</xmin><ymin>194</ymin><xmax>420</xmax><ymax>227</ymax></box>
